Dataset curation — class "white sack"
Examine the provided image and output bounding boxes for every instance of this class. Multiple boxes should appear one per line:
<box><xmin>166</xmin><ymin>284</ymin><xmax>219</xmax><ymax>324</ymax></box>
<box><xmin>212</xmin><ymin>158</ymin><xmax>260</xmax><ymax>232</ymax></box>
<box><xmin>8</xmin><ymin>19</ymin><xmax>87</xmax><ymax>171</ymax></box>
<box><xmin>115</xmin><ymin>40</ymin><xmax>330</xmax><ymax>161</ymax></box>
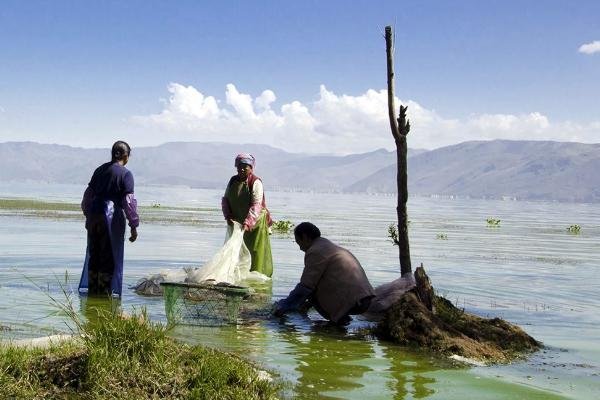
<box><xmin>367</xmin><ymin>272</ymin><xmax>416</xmax><ymax>314</ymax></box>
<box><xmin>186</xmin><ymin>222</ymin><xmax>253</xmax><ymax>284</ymax></box>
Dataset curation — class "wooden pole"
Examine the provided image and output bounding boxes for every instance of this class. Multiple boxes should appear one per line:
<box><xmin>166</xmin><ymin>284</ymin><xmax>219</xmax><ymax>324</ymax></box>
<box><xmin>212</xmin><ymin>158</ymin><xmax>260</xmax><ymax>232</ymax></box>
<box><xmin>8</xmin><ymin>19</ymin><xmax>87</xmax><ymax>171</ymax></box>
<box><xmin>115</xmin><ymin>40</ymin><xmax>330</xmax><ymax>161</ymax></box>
<box><xmin>385</xmin><ymin>26</ymin><xmax>412</xmax><ymax>276</ymax></box>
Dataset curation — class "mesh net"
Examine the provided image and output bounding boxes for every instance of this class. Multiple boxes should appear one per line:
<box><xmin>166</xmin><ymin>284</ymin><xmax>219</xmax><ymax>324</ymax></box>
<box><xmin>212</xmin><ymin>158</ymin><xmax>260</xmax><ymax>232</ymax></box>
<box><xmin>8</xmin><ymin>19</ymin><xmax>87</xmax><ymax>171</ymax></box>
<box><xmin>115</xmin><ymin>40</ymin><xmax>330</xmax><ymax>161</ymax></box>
<box><xmin>161</xmin><ymin>282</ymin><xmax>250</xmax><ymax>326</ymax></box>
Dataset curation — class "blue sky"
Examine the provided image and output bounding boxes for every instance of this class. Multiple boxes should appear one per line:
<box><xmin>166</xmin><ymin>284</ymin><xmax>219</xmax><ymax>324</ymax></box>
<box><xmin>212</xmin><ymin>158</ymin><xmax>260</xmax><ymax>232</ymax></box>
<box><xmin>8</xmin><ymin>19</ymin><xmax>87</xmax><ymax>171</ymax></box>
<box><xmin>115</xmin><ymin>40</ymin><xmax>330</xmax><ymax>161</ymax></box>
<box><xmin>0</xmin><ymin>0</ymin><xmax>599</xmax><ymax>153</ymax></box>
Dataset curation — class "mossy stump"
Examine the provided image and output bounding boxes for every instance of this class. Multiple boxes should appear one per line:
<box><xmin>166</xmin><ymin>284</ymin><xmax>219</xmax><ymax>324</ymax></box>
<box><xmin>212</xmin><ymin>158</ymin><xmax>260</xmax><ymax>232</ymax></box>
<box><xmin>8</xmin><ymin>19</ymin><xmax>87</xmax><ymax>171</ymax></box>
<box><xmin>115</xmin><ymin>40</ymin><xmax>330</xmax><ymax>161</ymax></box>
<box><xmin>378</xmin><ymin>266</ymin><xmax>541</xmax><ymax>363</ymax></box>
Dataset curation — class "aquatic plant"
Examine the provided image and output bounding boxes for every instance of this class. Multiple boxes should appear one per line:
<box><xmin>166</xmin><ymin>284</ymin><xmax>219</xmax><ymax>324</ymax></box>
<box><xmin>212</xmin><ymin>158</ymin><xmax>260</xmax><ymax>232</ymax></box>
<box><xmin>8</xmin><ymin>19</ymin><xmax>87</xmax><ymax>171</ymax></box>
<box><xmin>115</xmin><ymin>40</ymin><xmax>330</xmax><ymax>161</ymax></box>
<box><xmin>566</xmin><ymin>224</ymin><xmax>581</xmax><ymax>234</ymax></box>
<box><xmin>270</xmin><ymin>220</ymin><xmax>295</xmax><ymax>235</ymax></box>
<box><xmin>388</xmin><ymin>223</ymin><xmax>400</xmax><ymax>246</ymax></box>
<box><xmin>436</xmin><ymin>233</ymin><xmax>448</xmax><ymax>240</ymax></box>
<box><xmin>486</xmin><ymin>218</ymin><xmax>501</xmax><ymax>226</ymax></box>
<box><xmin>388</xmin><ymin>221</ymin><xmax>412</xmax><ymax>246</ymax></box>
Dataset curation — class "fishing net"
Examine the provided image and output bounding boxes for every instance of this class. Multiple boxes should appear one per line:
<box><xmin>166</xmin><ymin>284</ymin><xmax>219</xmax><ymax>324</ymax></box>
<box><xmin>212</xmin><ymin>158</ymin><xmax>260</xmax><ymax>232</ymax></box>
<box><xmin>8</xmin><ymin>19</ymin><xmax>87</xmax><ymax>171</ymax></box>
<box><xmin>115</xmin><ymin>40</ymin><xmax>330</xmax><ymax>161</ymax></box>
<box><xmin>132</xmin><ymin>269</ymin><xmax>188</xmax><ymax>296</ymax></box>
<box><xmin>133</xmin><ymin>222</ymin><xmax>268</xmax><ymax>297</ymax></box>
<box><xmin>161</xmin><ymin>282</ymin><xmax>250</xmax><ymax>326</ymax></box>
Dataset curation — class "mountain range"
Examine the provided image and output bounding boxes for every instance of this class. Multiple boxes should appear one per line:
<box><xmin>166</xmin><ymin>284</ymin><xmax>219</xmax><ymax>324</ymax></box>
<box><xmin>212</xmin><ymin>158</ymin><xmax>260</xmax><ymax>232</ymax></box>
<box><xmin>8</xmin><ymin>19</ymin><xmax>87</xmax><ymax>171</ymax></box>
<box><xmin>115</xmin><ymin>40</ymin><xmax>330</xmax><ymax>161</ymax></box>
<box><xmin>1</xmin><ymin>140</ymin><xmax>598</xmax><ymax>203</ymax></box>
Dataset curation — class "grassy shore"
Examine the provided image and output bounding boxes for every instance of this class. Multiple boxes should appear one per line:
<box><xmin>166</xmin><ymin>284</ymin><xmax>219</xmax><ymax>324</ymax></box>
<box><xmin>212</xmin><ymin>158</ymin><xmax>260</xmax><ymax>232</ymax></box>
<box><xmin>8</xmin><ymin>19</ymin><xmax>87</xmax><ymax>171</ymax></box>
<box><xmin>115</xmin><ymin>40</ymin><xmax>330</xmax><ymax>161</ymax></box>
<box><xmin>0</xmin><ymin>306</ymin><xmax>279</xmax><ymax>399</ymax></box>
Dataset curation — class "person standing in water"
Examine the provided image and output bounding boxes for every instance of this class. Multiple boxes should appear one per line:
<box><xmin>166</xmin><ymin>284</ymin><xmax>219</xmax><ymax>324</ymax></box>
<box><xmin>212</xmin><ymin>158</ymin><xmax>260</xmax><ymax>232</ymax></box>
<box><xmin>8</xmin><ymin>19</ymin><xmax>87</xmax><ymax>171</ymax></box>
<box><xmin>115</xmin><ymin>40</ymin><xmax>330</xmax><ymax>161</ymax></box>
<box><xmin>221</xmin><ymin>153</ymin><xmax>273</xmax><ymax>277</ymax></box>
<box><xmin>79</xmin><ymin>141</ymin><xmax>139</xmax><ymax>297</ymax></box>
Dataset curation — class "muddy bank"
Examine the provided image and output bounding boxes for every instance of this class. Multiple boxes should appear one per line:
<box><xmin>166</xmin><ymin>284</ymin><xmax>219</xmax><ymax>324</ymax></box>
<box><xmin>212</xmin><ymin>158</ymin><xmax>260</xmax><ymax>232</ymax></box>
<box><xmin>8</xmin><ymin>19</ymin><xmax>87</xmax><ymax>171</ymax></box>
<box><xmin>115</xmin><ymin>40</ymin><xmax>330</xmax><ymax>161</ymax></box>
<box><xmin>377</xmin><ymin>267</ymin><xmax>541</xmax><ymax>363</ymax></box>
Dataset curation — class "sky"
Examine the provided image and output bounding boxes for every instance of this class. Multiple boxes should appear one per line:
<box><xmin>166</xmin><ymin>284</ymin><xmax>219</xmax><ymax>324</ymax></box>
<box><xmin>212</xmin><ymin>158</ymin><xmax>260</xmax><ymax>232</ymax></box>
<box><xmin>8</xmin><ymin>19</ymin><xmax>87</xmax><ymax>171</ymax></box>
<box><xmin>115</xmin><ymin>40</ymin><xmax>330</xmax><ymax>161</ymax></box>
<box><xmin>0</xmin><ymin>0</ymin><xmax>599</xmax><ymax>154</ymax></box>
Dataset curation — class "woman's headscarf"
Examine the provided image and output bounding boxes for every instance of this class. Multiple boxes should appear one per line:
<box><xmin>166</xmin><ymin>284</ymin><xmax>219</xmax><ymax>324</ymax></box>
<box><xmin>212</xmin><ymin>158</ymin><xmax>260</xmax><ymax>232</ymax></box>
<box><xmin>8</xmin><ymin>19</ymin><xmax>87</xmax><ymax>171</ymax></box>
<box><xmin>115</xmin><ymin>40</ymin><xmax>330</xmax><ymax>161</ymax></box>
<box><xmin>235</xmin><ymin>153</ymin><xmax>256</xmax><ymax>168</ymax></box>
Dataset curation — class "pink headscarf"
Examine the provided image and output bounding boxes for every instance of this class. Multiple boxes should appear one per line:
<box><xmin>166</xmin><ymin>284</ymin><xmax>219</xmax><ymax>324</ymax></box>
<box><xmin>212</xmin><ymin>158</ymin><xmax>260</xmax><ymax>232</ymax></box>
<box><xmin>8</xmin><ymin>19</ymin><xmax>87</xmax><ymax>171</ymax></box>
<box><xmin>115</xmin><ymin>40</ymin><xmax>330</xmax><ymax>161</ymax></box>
<box><xmin>235</xmin><ymin>153</ymin><xmax>256</xmax><ymax>168</ymax></box>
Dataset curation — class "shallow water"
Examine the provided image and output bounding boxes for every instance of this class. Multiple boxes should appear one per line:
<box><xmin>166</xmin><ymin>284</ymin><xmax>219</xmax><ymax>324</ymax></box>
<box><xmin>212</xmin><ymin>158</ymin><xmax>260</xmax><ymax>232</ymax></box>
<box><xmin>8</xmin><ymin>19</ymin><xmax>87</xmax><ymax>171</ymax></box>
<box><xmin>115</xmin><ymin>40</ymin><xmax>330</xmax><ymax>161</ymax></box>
<box><xmin>0</xmin><ymin>182</ymin><xmax>598</xmax><ymax>399</ymax></box>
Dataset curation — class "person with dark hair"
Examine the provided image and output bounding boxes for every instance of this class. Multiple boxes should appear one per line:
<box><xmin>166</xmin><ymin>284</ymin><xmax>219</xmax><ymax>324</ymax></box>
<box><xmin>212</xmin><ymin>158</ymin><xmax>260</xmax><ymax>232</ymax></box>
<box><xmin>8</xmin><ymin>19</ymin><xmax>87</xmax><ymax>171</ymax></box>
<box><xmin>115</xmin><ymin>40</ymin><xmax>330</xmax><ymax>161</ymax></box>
<box><xmin>292</xmin><ymin>222</ymin><xmax>321</xmax><ymax>247</ymax></box>
<box><xmin>79</xmin><ymin>140</ymin><xmax>139</xmax><ymax>297</ymax></box>
<box><xmin>221</xmin><ymin>153</ymin><xmax>273</xmax><ymax>277</ymax></box>
<box><xmin>273</xmin><ymin>222</ymin><xmax>375</xmax><ymax>325</ymax></box>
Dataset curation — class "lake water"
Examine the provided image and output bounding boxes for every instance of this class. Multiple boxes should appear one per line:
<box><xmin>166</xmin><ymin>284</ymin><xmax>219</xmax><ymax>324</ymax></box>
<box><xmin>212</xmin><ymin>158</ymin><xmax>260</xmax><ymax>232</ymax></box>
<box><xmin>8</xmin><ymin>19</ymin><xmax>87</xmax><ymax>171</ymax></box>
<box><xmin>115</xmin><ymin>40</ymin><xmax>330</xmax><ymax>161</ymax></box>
<box><xmin>0</xmin><ymin>182</ymin><xmax>598</xmax><ymax>399</ymax></box>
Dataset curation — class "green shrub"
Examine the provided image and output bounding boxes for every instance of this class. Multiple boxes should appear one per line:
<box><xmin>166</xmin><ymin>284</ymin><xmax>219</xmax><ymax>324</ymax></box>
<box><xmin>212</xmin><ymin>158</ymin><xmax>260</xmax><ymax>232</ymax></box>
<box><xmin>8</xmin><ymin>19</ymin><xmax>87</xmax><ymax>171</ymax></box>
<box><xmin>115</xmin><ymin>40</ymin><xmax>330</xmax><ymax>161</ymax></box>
<box><xmin>271</xmin><ymin>220</ymin><xmax>295</xmax><ymax>235</ymax></box>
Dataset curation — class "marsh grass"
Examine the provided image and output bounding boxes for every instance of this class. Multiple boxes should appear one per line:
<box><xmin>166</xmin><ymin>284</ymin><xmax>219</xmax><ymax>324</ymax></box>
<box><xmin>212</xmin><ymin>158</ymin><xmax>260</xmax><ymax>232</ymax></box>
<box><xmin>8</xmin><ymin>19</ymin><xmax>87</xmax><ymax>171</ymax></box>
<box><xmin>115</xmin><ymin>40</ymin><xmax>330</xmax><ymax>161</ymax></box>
<box><xmin>0</xmin><ymin>198</ymin><xmax>222</xmax><ymax>227</ymax></box>
<box><xmin>0</xmin><ymin>198</ymin><xmax>81</xmax><ymax>212</ymax></box>
<box><xmin>0</xmin><ymin>287</ymin><xmax>280</xmax><ymax>399</ymax></box>
<box><xmin>0</xmin><ymin>198</ymin><xmax>214</xmax><ymax>213</ymax></box>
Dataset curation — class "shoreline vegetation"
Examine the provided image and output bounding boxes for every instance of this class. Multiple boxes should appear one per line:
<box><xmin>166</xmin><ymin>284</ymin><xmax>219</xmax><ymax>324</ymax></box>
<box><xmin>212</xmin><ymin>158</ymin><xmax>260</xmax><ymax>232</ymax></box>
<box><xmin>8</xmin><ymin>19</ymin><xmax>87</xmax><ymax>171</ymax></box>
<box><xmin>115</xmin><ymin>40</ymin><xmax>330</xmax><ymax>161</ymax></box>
<box><xmin>0</xmin><ymin>305</ymin><xmax>280</xmax><ymax>399</ymax></box>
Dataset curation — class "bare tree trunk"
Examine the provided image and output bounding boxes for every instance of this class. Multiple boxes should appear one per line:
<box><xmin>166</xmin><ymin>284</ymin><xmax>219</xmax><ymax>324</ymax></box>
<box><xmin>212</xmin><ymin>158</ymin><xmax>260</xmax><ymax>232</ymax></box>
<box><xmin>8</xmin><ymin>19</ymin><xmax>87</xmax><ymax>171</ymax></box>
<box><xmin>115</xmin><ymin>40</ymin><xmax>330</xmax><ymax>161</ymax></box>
<box><xmin>385</xmin><ymin>26</ymin><xmax>412</xmax><ymax>276</ymax></box>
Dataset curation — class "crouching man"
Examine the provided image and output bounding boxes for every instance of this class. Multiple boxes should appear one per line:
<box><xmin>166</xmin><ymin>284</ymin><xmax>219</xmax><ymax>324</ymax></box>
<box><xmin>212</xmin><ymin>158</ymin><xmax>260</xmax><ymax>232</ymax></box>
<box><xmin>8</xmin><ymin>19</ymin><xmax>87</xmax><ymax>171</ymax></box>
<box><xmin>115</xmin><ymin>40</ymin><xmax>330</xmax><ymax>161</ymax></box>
<box><xmin>273</xmin><ymin>222</ymin><xmax>375</xmax><ymax>325</ymax></box>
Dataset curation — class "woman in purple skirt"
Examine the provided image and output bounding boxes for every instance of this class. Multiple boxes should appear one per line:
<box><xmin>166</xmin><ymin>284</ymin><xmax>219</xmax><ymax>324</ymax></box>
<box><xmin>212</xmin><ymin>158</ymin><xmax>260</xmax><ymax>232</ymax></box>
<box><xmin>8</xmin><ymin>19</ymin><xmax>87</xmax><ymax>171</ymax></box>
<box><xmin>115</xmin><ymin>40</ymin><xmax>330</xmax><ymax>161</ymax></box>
<box><xmin>79</xmin><ymin>141</ymin><xmax>139</xmax><ymax>297</ymax></box>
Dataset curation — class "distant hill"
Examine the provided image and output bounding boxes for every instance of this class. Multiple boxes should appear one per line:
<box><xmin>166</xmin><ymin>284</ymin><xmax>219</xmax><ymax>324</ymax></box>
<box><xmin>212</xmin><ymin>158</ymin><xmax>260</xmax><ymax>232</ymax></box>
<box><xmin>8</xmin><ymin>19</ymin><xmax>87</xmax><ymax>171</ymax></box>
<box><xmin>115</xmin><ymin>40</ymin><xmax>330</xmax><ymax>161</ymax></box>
<box><xmin>1</xmin><ymin>140</ymin><xmax>599</xmax><ymax>203</ymax></box>
<box><xmin>114</xmin><ymin>142</ymin><xmax>421</xmax><ymax>192</ymax></box>
<box><xmin>347</xmin><ymin>140</ymin><xmax>600</xmax><ymax>203</ymax></box>
<box><xmin>0</xmin><ymin>141</ymin><xmax>408</xmax><ymax>192</ymax></box>
<box><xmin>0</xmin><ymin>142</ymin><xmax>107</xmax><ymax>184</ymax></box>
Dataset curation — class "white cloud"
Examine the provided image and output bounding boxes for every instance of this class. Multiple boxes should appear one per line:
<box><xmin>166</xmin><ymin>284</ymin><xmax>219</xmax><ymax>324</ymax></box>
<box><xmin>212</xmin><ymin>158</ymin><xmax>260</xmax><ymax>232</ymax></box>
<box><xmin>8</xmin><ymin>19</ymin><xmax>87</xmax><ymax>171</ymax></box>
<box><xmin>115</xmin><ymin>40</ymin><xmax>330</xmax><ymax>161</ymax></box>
<box><xmin>578</xmin><ymin>40</ymin><xmax>600</xmax><ymax>54</ymax></box>
<box><xmin>466</xmin><ymin>112</ymin><xmax>549</xmax><ymax>136</ymax></box>
<box><xmin>131</xmin><ymin>83</ymin><xmax>600</xmax><ymax>154</ymax></box>
<box><xmin>141</xmin><ymin>83</ymin><xmax>220</xmax><ymax>129</ymax></box>
<box><xmin>225</xmin><ymin>83</ymin><xmax>256</xmax><ymax>120</ymax></box>
<box><xmin>254</xmin><ymin>89</ymin><xmax>276</xmax><ymax>111</ymax></box>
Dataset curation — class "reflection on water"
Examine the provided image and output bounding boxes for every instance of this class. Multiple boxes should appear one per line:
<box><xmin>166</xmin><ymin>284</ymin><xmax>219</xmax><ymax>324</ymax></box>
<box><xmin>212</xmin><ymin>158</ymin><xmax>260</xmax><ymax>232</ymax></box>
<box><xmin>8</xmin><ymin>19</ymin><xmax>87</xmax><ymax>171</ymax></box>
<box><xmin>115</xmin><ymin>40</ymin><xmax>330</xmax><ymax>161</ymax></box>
<box><xmin>382</xmin><ymin>344</ymin><xmax>437</xmax><ymax>400</ymax></box>
<box><xmin>80</xmin><ymin>295</ymin><xmax>123</xmax><ymax>326</ymax></box>
<box><xmin>1</xmin><ymin>183</ymin><xmax>598</xmax><ymax>399</ymax></box>
<box><xmin>170</xmin><ymin>312</ymin><xmax>449</xmax><ymax>400</ymax></box>
<box><xmin>278</xmin><ymin>321</ymin><xmax>375</xmax><ymax>398</ymax></box>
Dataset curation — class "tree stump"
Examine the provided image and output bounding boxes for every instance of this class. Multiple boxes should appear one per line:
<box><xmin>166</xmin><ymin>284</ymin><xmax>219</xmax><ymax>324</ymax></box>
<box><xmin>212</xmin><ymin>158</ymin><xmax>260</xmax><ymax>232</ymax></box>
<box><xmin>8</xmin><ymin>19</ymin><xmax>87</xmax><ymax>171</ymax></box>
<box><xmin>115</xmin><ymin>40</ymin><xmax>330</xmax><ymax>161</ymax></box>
<box><xmin>378</xmin><ymin>265</ymin><xmax>541</xmax><ymax>363</ymax></box>
<box><xmin>414</xmin><ymin>264</ymin><xmax>434</xmax><ymax>311</ymax></box>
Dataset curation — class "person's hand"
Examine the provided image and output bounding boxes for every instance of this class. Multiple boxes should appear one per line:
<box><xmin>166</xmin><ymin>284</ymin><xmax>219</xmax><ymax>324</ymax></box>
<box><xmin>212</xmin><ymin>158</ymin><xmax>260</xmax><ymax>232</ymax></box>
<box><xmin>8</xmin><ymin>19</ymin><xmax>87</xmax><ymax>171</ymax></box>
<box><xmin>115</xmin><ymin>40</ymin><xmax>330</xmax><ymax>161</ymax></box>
<box><xmin>129</xmin><ymin>227</ymin><xmax>138</xmax><ymax>242</ymax></box>
<box><xmin>270</xmin><ymin>301</ymin><xmax>284</xmax><ymax>317</ymax></box>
